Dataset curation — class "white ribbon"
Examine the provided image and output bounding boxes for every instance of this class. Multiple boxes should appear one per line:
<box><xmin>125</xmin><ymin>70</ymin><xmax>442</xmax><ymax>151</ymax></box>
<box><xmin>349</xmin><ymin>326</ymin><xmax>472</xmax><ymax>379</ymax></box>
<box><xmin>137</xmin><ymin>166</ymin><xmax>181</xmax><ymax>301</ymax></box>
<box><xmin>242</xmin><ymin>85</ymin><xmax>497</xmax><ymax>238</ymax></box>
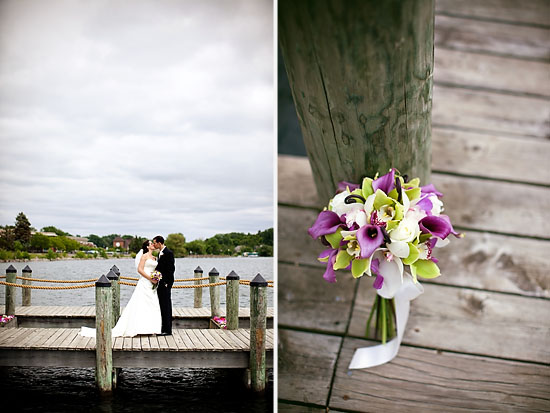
<box><xmin>348</xmin><ymin>276</ymin><xmax>424</xmax><ymax>369</ymax></box>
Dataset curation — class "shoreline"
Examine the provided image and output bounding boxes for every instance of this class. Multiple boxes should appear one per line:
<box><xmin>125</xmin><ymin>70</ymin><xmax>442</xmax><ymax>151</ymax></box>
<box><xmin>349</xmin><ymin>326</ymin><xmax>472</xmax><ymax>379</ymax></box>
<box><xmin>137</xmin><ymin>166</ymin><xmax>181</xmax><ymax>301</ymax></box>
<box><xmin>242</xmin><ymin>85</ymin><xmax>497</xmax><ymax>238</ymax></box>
<box><xmin>1</xmin><ymin>254</ymin><xmax>271</xmax><ymax>263</ymax></box>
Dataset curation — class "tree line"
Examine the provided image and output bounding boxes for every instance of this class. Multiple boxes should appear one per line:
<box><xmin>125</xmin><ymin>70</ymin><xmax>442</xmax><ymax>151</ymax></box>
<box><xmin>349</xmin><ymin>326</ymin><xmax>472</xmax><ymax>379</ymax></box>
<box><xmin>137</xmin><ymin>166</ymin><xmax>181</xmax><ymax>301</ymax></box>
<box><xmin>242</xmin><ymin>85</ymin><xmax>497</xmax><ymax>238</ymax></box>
<box><xmin>0</xmin><ymin>212</ymin><xmax>273</xmax><ymax>259</ymax></box>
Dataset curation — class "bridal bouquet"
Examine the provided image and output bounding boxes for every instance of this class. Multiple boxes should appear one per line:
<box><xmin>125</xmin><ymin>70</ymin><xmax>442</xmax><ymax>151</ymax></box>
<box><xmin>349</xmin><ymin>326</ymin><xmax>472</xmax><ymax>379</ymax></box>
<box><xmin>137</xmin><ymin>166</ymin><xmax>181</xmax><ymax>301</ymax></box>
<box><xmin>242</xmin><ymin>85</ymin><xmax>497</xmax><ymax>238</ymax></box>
<box><xmin>308</xmin><ymin>168</ymin><xmax>461</xmax><ymax>357</ymax></box>
<box><xmin>150</xmin><ymin>271</ymin><xmax>162</xmax><ymax>290</ymax></box>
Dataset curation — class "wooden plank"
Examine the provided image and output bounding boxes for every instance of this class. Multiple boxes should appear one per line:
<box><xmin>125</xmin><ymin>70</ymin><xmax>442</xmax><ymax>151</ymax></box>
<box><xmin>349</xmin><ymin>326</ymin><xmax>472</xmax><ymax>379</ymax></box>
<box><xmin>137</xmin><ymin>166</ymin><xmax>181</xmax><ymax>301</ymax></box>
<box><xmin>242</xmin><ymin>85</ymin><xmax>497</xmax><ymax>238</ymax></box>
<box><xmin>433</xmin><ymin>86</ymin><xmax>550</xmax><ymax>138</ymax></box>
<box><xmin>278</xmin><ymin>403</ymin><xmax>325</xmax><ymax>413</ymax></box>
<box><xmin>224</xmin><ymin>330</ymin><xmax>248</xmax><ymax>350</ymax></box>
<box><xmin>192</xmin><ymin>329</ymin><xmax>214</xmax><ymax>350</ymax></box>
<box><xmin>434</xmin><ymin>14</ymin><xmax>550</xmax><ymax>60</ymax></box>
<box><xmin>279</xmin><ymin>262</ymin><xmax>357</xmax><ymax>333</ymax></box>
<box><xmin>186</xmin><ymin>329</ymin><xmax>208</xmax><ymax>350</ymax></box>
<box><xmin>0</xmin><ymin>327</ymin><xmax>28</xmax><ymax>345</ymax></box>
<box><xmin>49</xmin><ymin>329</ymin><xmax>73</xmax><ymax>349</ymax></box>
<box><xmin>157</xmin><ymin>335</ymin><xmax>170</xmax><ymax>351</ymax></box>
<box><xmin>330</xmin><ymin>337</ymin><xmax>550</xmax><ymax>412</ymax></box>
<box><xmin>113</xmin><ymin>337</ymin><xmax>124</xmax><ymax>351</ymax></box>
<box><xmin>278</xmin><ymin>155</ymin><xmax>550</xmax><ymax>238</ymax></box>
<box><xmin>279</xmin><ymin>206</ymin><xmax>550</xmax><ymax>298</ymax></box>
<box><xmin>171</xmin><ymin>330</ymin><xmax>187</xmax><ymax>350</ymax></box>
<box><xmin>163</xmin><ymin>332</ymin><xmax>178</xmax><ymax>351</ymax></box>
<box><xmin>435</xmin><ymin>0</ymin><xmax>550</xmax><ymax>27</ymax></box>
<box><xmin>140</xmin><ymin>336</ymin><xmax>151</xmax><ymax>351</ymax></box>
<box><xmin>69</xmin><ymin>333</ymin><xmax>90</xmax><ymax>350</ymax></box>
<box><xmin>176</xmin><ymin>330</ymin><xmax>194</xmax><ymax>349</ymax></box>
<box><xmin>432</xmin><ymin>127</ymin><xmax>550</xmax><ymax>186</ymax></box>
<box><xmin>235</xmin><ymin>329</ymin><xmax>254</xmax><ymax>350</ymax></box>
<box><xmin>149</xmin><ymin>335</ymin><xmax>160</xmax><ymax>351</ymax></box>
<box><xmin>132</xmin><ymin>336</ymin><xmax>141</xmax><ymax>351</ymax></box>
<box><xmin>279</xmin><ymin>329</ymin><xmax>342</xmax><ymax>406</ymax></box>
<box><xmin>8</xmin><ymin>328</ymin><xmax>39</xmax><ymax>349</ymax></box>
<box><xmin>25</xmin><ymin>328</ymin><xmax>56</xmax><ymax>349</ymax></box>
<box><xmin>208</xmin><ymin>330</ymin><xmax>235</xmax><ymax>351</ymax></box>
<box><xmin>348</xmin><ymin>282</ymin><xmax>550</xmax><ymax>363</ymax></box>
<box><xmin>122</xmin><ymin>337</ymin><xmax>132</xmax><ymax>351</ymax></box>
<box><xmin>435</xmin><ymin>48</ymin><xmax>550</xmax><ymax>96</ymax></box>
<box><xmin>58</xmin><ymin>329</ymin><xmax>80</xmax><ymax>349</ymax></box>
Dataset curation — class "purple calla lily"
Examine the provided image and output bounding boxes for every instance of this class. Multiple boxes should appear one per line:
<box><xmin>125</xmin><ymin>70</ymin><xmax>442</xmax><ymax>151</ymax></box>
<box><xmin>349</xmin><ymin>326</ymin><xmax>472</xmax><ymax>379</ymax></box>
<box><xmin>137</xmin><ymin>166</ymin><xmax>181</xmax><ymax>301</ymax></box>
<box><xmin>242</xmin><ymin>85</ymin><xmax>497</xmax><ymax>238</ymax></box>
<box><xmin>308</xmin><ymin>210</ymin><xmax>344</xmax><ymax>239</ymax></box>
<box><xmin>370</xmin><ymin>258</ymin><xmax>384</xmax><ymax>289</ymax></box>
<box><xmin>372</xmin><ymin>169</ymin><xmax>395</xmax><ymax>194</ymax></box>
<box><xmin>337</xmin><ymin>181</ymin><xmax>360</xmax><ymax>192</ymax></box>
<box><xmin>319</xmin><ymin>249</ymin><xmax>338</xmax><ymax>283</ymax></box>
<box><xmin>439</xmin><ymin>214</ymin><xmax>462</xmax><ymax>238</ymax></box>
<box><xmin>419</xmin><ymin>215</ymin><xmax>452</xmax><ymax>240</ymax></box>
<box><xmin>421</xmin><ymin>183</ymin><xmax>443</xmax><ymax>197</ymax></box>
<box><xmin>357</xmin><ymin>225</ymin><xmax>384</xmax><ymax>259</ymax></box>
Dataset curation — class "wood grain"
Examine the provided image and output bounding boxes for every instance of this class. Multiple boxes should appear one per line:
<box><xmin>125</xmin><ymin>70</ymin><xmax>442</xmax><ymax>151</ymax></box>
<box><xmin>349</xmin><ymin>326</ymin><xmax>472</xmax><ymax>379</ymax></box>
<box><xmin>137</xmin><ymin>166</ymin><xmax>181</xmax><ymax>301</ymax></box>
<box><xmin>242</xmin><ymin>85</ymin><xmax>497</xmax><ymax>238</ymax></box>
<box><xmin>435</xmin><ymin>48</ymin><xmax>550</xmax><ymax>96</ymax></box>
<box><xmin>436</xmin><ymin>0</ymin><xmax>550</xmax><ymax>27</ymax></box>
<box><xmin>278</xmin><ymin>262</ymin><xmax>356</xmax><ymax>333</ymax></box>
<box><xmin>278</xmin><ymin>329</ymin><xmax>341</xmax><ymax>406</ymax></box>
<box><xmin>435</xmin><ymin>15</ymin><xmax>550</xmax><ymax>60</ymax></box>
<box><xmin>279</xmin><ymin>205</ymin><xmax>550</xmax><ymax>298</ymax></box>
<box><xmin>330</xmin><ymin>337</ymin><xmax>550</xmax><ymax>412</ymax></box>
<box><xmin>279</xmin><ymin>0</ymin><xmax>433</xmax><ymax>201</ymax></box>
<box><xmin>433</xmin><ymin>85</ymin><xmax>550</xmax><ymax>138</ymax></box>
<box><xmin>348</xmin><ymin>281</ymin><xmax>550</xmax><ymax>363</ymax></box>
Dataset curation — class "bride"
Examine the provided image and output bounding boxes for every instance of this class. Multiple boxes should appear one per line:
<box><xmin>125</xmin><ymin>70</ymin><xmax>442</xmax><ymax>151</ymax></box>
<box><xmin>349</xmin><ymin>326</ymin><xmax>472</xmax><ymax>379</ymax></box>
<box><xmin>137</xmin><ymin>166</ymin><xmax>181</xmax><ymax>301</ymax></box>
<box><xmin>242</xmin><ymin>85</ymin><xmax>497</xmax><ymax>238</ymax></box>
<box><xmin>80</xmin><ymin>240</ymin><xmax>162</xmax><ymax>337</ymax></box>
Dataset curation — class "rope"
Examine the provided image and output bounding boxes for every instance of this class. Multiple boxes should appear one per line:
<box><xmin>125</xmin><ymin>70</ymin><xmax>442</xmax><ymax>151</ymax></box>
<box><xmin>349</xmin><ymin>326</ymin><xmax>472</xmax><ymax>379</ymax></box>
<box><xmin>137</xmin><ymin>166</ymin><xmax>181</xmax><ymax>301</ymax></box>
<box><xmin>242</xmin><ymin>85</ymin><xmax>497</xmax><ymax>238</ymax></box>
<box><xmin>16</xmin><ymin>276</ymin><xmax>97</xmax><ymax>283</ymax></box>
<box><xmin>0</xmin><ymin>281</ymin><xmax>95</xmax><ymax>290</ymax></box>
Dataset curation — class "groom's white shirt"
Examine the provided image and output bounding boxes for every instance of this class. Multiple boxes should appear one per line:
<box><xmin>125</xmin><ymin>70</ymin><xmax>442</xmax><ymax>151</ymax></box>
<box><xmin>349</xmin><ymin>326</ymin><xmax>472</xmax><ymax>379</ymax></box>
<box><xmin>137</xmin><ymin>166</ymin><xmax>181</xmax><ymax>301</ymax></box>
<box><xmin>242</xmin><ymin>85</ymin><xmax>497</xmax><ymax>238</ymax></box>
<box><xmin>159</xmin><ymin>246</ymin><xmax>165</xmax><ymax>257</ymax></box>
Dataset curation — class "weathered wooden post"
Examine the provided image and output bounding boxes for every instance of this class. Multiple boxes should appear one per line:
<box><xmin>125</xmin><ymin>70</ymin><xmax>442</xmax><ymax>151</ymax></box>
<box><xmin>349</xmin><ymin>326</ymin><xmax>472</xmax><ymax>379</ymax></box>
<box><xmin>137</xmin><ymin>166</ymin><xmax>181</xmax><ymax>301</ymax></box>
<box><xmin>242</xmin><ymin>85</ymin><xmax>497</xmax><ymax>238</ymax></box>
<box><xmin>22</xmin><ymin>265</ymin><xmax>32</xmax><ymax>306</ymax></box>
<box><xmin>107</xmin><ymin>268</ymin><xmax>120</xmax><ymax>325</ymax></box>
<box><xmin>95</xmin><ymin>274</ymin><xmax>113</xmax><ymax>394</ymax></box>
<box><xmin>194</xmin><ymin>266</ymin><xmax>203</xmax><ymax>308</ymax></box>
<box><xmin>249</xmin><ymin>273</ymin><xmax>268</xmax><ymax>392</ymax></box>
<box><xmin>279</xmin><ymin>0</ymin><xmax>434</xmax><ymax>201</ymax></box>
<box><xmin>209</xmin><ymin>268</ymin><xmax>221</xmax><ymax>318</ymax></box>
<box><xmin>225</xmin><ymin>271</ymin><xmax>239</xmax><ymax>330</ymax></box>
<box><xmin>5</xmin><ymin>265</ymin><xmax>16</xmax><ymax>316</ymax></box>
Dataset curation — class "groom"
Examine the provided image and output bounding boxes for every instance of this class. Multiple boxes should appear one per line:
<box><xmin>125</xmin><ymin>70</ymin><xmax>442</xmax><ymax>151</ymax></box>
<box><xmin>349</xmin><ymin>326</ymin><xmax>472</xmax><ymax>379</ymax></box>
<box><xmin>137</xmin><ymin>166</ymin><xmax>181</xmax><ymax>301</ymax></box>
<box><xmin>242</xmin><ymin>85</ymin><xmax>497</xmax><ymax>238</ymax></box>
<box><xmin>153</xmin><ymin>235</ymin><xmax>175</xmax><ymax>336</ymax></box>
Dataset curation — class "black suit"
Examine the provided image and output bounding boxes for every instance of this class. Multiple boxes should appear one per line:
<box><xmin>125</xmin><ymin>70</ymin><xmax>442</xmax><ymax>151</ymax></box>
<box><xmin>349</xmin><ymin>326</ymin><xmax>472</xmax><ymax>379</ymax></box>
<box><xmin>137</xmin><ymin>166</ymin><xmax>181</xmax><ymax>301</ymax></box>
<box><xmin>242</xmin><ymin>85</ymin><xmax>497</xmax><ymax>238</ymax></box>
<box><xmin>156</xmin><ymin>247</ymin><xmax>175</xmax><ymax>334</ymax></box>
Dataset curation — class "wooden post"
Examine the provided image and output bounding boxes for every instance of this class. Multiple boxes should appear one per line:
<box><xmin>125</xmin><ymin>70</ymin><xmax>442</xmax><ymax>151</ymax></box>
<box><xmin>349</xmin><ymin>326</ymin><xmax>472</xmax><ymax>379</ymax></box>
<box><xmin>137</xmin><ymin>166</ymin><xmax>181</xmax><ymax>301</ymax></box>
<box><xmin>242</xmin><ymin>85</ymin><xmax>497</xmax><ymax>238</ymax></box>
<box><xmin>279</xmin><ymin>0</ymin><xmax>434</xmax><ymax>201</ymax></box>
<box><xmin>5</xmin><ymin>265</ymin><xmax>16</xmax><ymax>316</ymax></box>
<box><xmin>109</xmin><ymin>265</ymin><xmax>121</xmax><ymax>388</ymax></box>
<box><xmin>249</xmin><ymin>273</ymin><xmax>267</xmax><ymax>393</ymax></box>
<box><xmin>106</xmin><ymin>268</ymin><xmax>120</xmax><ymax>326</ymax></box>
<box><xmin>209</xmin><ymin>268</ymin><xmax>221</xmax><ymax>318</ymax></box>
<box><xmin>225</xmin><ymin>270</ymin><xmax>239</xmax><ymax>330</ymax></box>
<box><xmin>22</xmin><ymin>265</ymin><xmax>32</xmax><ymax>306</ymax></box>
<box><xmin>95</xmin><ymin>274</ymin><xmax>113</xmax><ymax>394</ymax></box>
<box><xmin>194</xmin><ymin>266</ymin><xmax>203</xmax><ymax>308</ymax></box>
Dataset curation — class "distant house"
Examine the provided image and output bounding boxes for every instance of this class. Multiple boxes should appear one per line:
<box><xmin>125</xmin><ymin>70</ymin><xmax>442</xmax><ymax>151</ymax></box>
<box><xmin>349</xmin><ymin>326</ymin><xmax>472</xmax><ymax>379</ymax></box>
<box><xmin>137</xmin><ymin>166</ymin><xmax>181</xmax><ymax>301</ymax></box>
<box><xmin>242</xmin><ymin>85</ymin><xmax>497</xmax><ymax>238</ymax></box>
<box><xmin>67</xmin><ymin>236</ymin><xmax>96</xmax><ymax>248</ymax></box>
<box><xmin>30</xmin><ymin>231</ymin><xmax>58</xmax><ymax>237</ymax></box>
<box><xmin>112</xmin><ymin>237</ymin><xmax>131</xmax><ymax>250</ymax></box>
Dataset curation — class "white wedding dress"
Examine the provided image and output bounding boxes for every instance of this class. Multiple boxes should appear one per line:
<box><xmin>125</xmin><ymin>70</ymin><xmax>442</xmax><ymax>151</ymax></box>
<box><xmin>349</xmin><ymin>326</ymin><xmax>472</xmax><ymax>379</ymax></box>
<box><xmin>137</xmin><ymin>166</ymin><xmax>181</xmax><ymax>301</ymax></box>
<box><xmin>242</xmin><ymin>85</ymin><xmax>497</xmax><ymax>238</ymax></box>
<box><xmin>80</xmin><ymin>258</ymin><xmax>162</xmax><ymax>337</ymax></box>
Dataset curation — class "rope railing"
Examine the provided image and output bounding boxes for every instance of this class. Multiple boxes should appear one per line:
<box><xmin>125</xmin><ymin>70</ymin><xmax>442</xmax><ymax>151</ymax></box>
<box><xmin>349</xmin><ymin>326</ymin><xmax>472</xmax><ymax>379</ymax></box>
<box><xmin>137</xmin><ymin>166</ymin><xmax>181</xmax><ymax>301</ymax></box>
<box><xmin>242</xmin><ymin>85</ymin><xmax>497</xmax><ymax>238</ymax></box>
<box><xmin>1</xmin><ymin>275</ymin><xmax>273</xmax><ymax>285</ymax></box>
<box><xmin>0</xmin><ymin>280</ymin><xmax>96</xmax><ymax>290</ymax></box>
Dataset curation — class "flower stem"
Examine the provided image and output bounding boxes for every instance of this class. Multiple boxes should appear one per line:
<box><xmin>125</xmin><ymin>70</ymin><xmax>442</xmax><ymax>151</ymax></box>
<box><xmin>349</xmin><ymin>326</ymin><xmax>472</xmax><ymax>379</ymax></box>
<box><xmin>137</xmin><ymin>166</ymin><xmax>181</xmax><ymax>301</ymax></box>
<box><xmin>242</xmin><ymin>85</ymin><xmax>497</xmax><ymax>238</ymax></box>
<box><xmin>381</xmin><ymin>297</ymin><xmax>387</xmax><ymax>344</ymax></box>
<box><xmin>365</xmin><ymin>294</ymin><xmax>378</xmax><ymax>339</ymax></box>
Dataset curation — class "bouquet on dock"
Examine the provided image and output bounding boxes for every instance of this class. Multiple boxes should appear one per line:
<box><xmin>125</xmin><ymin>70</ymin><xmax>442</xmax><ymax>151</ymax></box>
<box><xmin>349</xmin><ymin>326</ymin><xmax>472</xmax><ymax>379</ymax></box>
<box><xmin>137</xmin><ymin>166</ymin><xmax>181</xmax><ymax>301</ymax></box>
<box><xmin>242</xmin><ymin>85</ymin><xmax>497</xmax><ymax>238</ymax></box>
<box><xmin>308</xmin><ymin>168</ymin><xmax>462</xmax><ymax>368</ymax></box>
<box><xmin>150</xmin><ymin>270</ymin><xmax>162</xmax><ymax>290</ymax></box>
<box><xmin>1</xmin><ymin>315</ymin><xmax>15</xmax><ymax>324</ymax></box>
<box><xmin>213</xmin><ymin>316</ymin><xmax>227</xmax><ymax>329</ymax></box>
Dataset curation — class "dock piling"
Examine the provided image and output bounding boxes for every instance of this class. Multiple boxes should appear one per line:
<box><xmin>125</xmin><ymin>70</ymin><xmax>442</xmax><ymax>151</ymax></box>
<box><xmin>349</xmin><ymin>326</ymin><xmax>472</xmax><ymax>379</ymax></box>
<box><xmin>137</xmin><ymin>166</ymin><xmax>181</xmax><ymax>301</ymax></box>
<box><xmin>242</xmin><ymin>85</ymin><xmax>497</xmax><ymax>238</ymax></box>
<box><xmin>226</xmin><ymin>271</ymin><xmax>239</xmax><ymax>330</ymax></box>
<box><xmin>5</xmin><ymin>265</ymin><xmax>17</xmax><ymax>316</ymax></box>
<box><xmin>107</xmin><ymin>268</ymin><xmax>120</xmax><ymax>325</ymax></box>
<box><xmin>95</xmin><ymin>274</ymin><xmax>113</xmax><ymax>394</ymax></box>
<box><xmin>209</xmin><ymin>268</ymin><xmax>220</xmax><ymax>318</ymax></box>
<box><xmin>249</xmin><ymin>273</ymin><xmax>267</xmax><ymax>392</ymax></box>
<box><xmin>22</xmin><ymin>265</ymin><xmax>32</xmax><ymax>306</ymax></box>
<box><xmin>194</xmin><ymin>266</ymin><xmax>203</xmax><ymax>308</ymax></box>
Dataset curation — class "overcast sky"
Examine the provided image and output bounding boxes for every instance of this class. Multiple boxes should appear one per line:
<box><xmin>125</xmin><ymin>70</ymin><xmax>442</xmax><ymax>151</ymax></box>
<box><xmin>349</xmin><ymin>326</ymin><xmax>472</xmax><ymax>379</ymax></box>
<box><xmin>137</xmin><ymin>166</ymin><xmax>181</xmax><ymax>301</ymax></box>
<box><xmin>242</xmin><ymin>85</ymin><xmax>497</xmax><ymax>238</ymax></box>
<box><xmin>0</xmin><ymin>0</ymin><xmax>274</xmax><ymax>241</ymax></box>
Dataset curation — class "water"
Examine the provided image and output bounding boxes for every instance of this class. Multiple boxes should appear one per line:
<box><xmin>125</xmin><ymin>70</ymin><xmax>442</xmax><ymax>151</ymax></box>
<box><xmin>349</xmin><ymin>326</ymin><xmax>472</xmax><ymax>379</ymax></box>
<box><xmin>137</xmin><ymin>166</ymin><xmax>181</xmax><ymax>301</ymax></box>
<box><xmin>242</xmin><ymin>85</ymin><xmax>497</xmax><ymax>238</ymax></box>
<box><xmin>0</xmin><ymin>257</ymin><xmax>274</xmax><ymax>412</ymax></box>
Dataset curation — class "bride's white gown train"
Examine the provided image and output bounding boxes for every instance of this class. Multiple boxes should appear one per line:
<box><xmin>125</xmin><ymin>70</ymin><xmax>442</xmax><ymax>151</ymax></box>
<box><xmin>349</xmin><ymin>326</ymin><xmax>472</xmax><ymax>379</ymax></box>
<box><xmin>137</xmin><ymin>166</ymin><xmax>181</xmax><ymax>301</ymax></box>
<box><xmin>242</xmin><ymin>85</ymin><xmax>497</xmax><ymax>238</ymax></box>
<box><xmin>80</xmin><ymin>258</ymin><xmax>162</xmax><ymax>337</ymax></box>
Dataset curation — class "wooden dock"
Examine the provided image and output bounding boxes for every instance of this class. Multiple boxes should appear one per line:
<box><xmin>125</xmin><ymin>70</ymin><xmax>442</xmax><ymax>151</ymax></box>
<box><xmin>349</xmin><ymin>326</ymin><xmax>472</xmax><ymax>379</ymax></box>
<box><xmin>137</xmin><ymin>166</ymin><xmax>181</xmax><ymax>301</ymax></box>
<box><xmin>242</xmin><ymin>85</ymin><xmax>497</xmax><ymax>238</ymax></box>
<box><xmin>0</xmin><ymin>327</ymin><xmax>274</xmax><ymax>369</ymax></box>
<box><xmin>278</xmin><ymin>0</ymin><xmax>550</xmax><ymax>411</ymax></box>
<box><xmin>0</xmin><ymin>306</ymin><xmax>274</xmax><ymax>369</ymax></box>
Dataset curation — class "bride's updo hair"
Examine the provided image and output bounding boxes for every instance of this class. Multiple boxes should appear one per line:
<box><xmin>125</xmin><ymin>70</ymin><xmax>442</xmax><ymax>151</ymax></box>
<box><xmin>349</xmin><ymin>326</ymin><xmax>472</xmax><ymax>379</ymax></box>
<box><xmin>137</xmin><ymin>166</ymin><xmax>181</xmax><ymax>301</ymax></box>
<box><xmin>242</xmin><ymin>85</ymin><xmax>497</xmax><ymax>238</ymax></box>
<box><xmin>141</xmin><ymin>240</ymin><xmax>151</xmax><ymax>254</ymax></box>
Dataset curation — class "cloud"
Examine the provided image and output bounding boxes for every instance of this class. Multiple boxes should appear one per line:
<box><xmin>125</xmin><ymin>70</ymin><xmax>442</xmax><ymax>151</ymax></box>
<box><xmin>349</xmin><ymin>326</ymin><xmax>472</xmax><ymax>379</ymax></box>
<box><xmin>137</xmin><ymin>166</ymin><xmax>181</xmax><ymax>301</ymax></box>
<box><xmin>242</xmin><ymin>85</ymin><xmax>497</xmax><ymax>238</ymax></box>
<box><xmin>0</xmin><ymin>0</ymin><xmax>274</xmax><ymax>240</ymax></box>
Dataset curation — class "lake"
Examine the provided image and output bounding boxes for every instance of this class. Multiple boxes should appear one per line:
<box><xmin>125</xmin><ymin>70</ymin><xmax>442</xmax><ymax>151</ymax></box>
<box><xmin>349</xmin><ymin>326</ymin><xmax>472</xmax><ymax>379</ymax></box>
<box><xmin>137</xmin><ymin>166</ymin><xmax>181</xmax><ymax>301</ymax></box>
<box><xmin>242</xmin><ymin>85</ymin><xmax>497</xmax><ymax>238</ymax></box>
<box><xmin>0</xmin><ymin>257</ymin><xmax>275</xmax><ymax>412</ymax></box>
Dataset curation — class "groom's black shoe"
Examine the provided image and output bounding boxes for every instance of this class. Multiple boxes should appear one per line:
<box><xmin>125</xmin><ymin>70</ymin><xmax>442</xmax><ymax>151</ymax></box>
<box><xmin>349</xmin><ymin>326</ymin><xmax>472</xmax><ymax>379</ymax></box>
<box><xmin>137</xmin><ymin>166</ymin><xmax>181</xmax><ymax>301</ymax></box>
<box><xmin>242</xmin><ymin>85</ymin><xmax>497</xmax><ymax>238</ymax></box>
<box><xmin>159</xmin><ymin>332</ymin><xmax>172</xmax><ymax>336</ymax></box>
